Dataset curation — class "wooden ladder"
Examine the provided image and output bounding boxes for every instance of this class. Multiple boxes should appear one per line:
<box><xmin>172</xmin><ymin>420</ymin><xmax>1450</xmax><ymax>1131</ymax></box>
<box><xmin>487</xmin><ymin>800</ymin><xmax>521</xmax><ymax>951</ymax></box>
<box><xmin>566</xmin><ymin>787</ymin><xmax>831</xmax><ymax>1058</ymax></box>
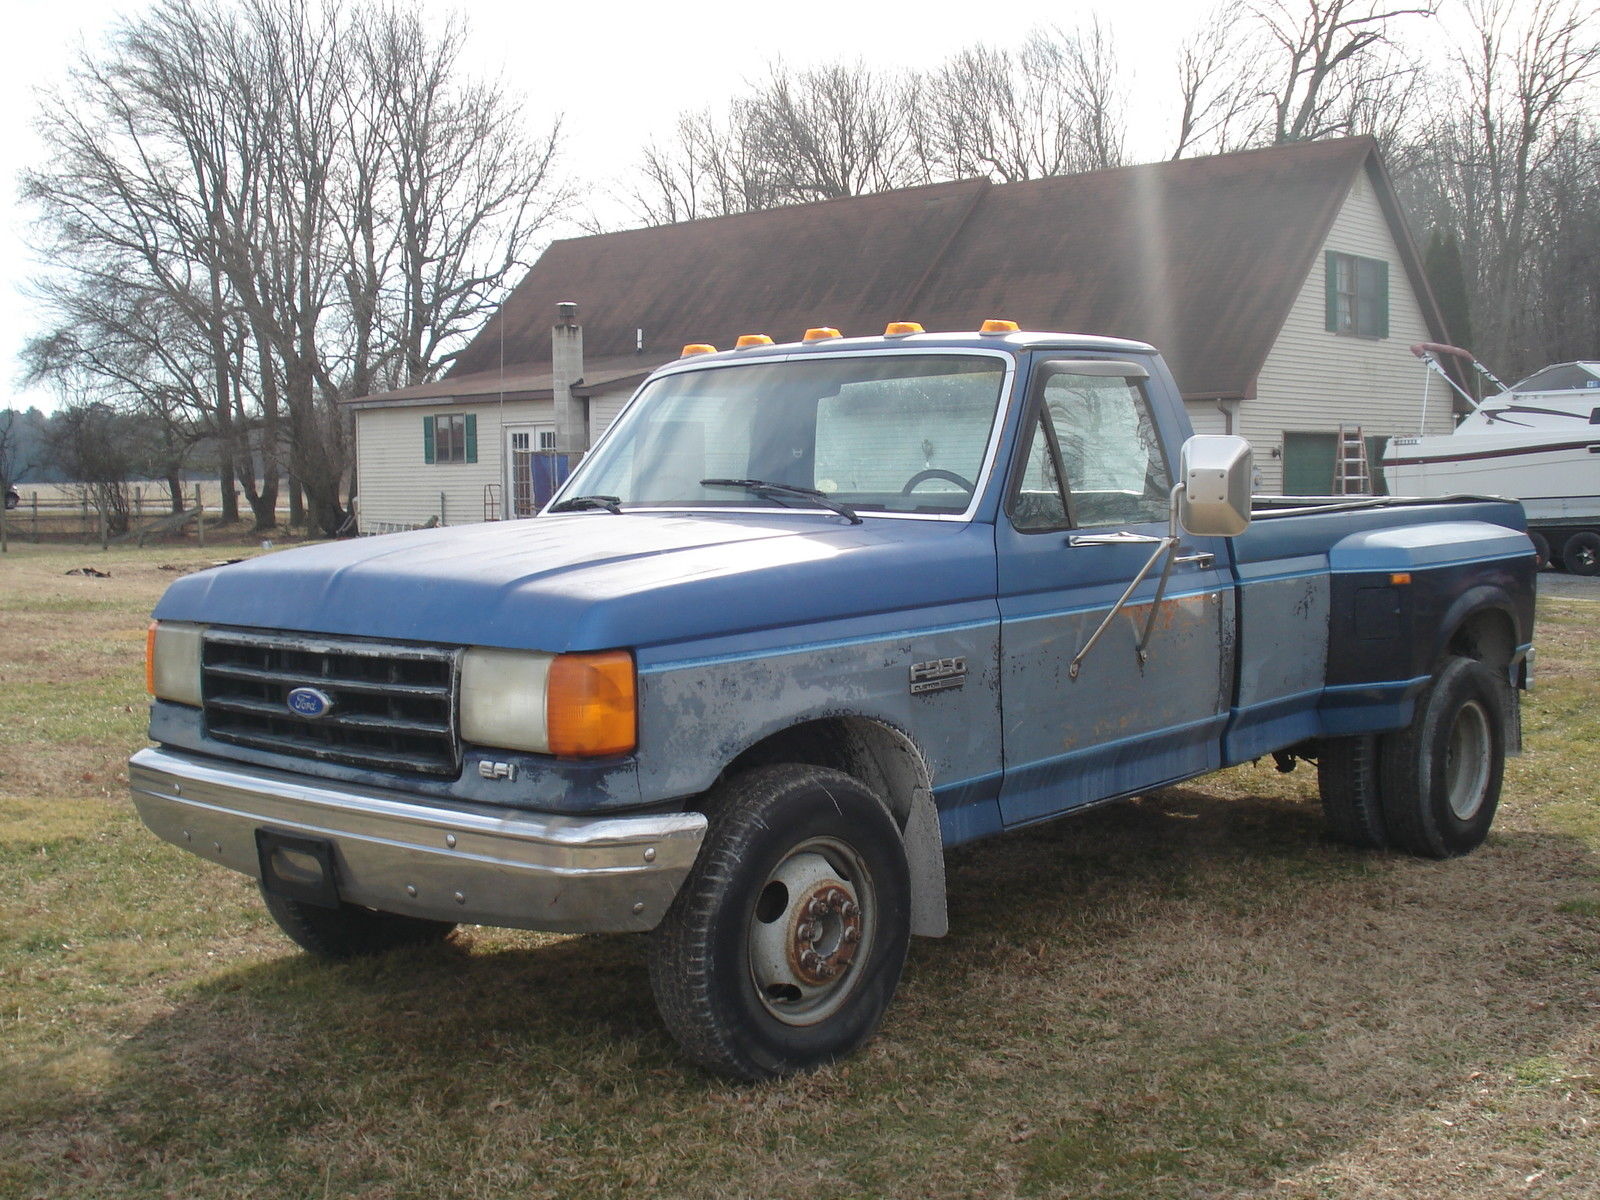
<box><xmin>1333</xmin><ymin>424</ymin><xmax>1372</xmax><ymax>495</ymax></box>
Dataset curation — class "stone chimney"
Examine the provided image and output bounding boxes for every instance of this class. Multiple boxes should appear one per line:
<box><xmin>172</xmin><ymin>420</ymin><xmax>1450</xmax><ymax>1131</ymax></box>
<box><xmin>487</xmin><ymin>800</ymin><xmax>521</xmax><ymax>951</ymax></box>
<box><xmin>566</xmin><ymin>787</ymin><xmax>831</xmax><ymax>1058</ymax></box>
<box><xmin>551</xmin><ymin>301</ymin><xmax>584</xmax><ymax>455</ymax></box>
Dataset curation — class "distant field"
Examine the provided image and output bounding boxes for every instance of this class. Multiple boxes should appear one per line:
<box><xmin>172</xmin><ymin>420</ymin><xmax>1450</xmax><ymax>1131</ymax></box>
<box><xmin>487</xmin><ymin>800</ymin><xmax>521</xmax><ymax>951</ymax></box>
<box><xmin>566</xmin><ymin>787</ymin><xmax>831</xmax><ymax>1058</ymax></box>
<box><xmin>0</xmin><ymin>542</ymin><xmax>1596</xmax><ymax>1199</ymax></box>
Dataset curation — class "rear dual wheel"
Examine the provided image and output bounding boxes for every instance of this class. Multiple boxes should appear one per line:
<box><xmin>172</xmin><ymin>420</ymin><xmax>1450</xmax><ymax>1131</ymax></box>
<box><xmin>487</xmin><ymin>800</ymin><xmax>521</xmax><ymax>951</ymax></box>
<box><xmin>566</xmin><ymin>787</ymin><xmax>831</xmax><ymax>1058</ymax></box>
<box><xmin>1318</xmin><ymin>655</ymin><xmax>1505</xmax><ymax>859</ymax></box>
<box><xmin>648</xmin><ymin>764</ymin><xmax>911</xmax><ymax>1081</ymax></box>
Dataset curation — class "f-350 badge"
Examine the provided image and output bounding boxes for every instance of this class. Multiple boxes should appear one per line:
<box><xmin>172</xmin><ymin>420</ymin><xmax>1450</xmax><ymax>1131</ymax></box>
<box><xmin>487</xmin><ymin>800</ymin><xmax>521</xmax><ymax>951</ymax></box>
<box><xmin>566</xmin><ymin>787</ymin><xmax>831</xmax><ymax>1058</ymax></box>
<box><xmin>909</xmin><ymin>657</ymin><xmax>966</xmax><ymax>695</ymax></box>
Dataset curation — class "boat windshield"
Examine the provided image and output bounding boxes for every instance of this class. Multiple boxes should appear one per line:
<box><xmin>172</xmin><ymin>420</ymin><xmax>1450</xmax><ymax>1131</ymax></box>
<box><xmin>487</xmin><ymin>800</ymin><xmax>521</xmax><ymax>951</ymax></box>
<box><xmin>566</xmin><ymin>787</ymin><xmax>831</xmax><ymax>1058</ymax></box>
<box><xmin>558</xmin><ymin>353</ymin><xmax>1008</xmax><ymax>516</ymax></box>
<box><xmin>1510</xmin><ymin>363</ymin><xmax>1600</xmax><ymax>393</ymax></box>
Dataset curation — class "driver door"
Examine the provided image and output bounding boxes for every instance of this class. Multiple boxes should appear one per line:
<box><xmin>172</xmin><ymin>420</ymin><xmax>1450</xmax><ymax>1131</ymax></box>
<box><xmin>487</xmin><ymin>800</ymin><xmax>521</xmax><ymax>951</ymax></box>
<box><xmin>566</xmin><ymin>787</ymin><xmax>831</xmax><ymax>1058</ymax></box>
<box><xmin>996</xmin><ymin>358</ymin><xmax>1235</xmax><ymax>827</ymax></box>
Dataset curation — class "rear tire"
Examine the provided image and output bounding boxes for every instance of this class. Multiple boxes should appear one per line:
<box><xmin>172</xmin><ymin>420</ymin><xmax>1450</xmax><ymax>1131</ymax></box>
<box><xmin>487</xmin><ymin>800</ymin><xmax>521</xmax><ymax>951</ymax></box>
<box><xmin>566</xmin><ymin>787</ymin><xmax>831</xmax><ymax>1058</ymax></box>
<box><xmin>261</xmin><ymin>887</ymin><xmax>457</xmax><ymax>959</ymax></box>
<box><xmin>648</xmin><ymin>764</ymin><xmax>911</xmax><ymax>1080</ymax></box>
<box><xmin>1379</xmin><ymin>656</ymin><xmax>1505</xmax><ymax>858</ymax></box>
<box><xmin>1317</xmin><ymin>735</ymin><xmax>1388</xmax><ymax>848</ymax></box>
<box><xmin>1561</xmin><ymin>530</ymin><xmax>1600</xmax><ymax>576</ymax></box>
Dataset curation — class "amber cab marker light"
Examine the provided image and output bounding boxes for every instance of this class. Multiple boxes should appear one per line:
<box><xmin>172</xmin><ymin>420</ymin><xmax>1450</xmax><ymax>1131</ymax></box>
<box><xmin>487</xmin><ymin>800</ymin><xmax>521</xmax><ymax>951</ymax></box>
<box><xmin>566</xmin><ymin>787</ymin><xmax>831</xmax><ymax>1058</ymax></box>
<box><xmin>680</xmin><ymin>343</ymin><xmax>717</xmax><ymax>356</ymax></box>
<box><xmin>980</xmin><ymin>318</ymin><xmax>1020</xmax><ymax>334</ymax></box>
<box><xmin>885</xmin><ymin>321</ymin><xmax>924</xmax><ymax>336</ymax></box>
<box><xmin>546</xmin><ymin>650</ymin><xmax>637</xmax><ymax>758</ymax></box>
<box><xmin>735</xmin><ymin>334</ymin><xmax>774</xmax><ymax>348</ymax></box>
<box><xmin>802</xmin><ymin>327</ymin><xmax>842</xmax><ymax>342</ymax></box>
<box><xmin>145</xmin><ymin>621</ymin><xmax>158</xmax><ymax>695</ymax></box>
<box><xmin>1390</xmin><ymin>572</ymin><xmax>1413</xmax><ymax>586</ymax></box>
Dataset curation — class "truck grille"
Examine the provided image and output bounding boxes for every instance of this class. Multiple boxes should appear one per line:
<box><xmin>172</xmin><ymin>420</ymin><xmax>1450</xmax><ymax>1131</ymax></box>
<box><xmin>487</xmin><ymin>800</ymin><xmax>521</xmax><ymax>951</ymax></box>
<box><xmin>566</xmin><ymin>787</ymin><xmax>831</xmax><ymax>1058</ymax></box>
<box><xmin>201</xmin><ymin>629</ymin><xmax>462</xmax><ymax>777</ymax></box>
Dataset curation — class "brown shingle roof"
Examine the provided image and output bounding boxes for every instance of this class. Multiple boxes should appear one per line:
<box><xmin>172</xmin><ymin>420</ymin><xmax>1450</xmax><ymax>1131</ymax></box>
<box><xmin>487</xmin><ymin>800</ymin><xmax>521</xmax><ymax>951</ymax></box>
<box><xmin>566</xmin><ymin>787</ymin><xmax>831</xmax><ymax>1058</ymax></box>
<box><xmin>414</xmin><ymin>137</ymin><xmax>1440</xmax><ymax>404</ymax></box>
<box><xmin>450</xmin><ymin>178</ymin><xmax>992</xmax><ymax>375</ymax></box>
<box><xmin>346</xmin><ymin>354</ymin><xmax>665</xmax><ymax>408</ymax></box>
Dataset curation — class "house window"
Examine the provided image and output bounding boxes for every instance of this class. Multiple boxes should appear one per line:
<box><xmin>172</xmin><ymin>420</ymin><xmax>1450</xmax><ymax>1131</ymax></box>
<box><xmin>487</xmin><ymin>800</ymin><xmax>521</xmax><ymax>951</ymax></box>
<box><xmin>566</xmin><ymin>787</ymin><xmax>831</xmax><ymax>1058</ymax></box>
<box><xmin>423</xmin><ymin>413</ymin><xmax>477</xmax><ymax>464</ymax></box>
<box><xmin>1325</xmin><ymin>251</ymin><xmax>1388</xmax><ymax>338</ymax></box>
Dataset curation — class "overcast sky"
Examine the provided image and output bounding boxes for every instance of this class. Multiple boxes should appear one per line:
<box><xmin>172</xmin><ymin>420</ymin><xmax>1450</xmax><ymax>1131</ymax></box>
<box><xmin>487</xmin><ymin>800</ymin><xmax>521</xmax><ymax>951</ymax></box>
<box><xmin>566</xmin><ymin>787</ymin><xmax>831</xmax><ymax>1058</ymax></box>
<box><xmin>0</xmin><ymin>0</ymin><xmax>1254</xmax><ymax>414</ymax></box>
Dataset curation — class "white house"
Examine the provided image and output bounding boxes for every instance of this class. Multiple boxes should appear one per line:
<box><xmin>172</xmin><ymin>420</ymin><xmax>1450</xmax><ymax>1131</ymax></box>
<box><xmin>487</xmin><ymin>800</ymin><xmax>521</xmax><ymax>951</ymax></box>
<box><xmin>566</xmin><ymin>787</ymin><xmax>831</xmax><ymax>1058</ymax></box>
<box><xmin>348</xmin><ymin>136</ymin><xmax>1459</xmax><ymax>529</ymax></box>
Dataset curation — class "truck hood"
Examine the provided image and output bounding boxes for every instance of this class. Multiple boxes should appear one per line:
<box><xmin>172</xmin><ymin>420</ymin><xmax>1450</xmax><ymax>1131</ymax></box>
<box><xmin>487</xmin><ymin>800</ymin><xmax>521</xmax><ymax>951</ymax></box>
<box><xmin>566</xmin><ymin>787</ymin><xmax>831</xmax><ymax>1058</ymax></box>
<box><xmin>153</xmin><ymin>513</ymin><xmax>999</xmax><ymax>652</ymax></box>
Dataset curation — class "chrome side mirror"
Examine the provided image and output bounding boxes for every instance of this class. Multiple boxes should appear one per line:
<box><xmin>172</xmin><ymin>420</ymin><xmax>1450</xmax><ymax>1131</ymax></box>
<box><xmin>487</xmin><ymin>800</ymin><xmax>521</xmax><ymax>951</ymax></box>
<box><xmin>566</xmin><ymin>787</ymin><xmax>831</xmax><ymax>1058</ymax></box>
<box><xmin>1178</xmin><ymin>435</ymin><xmax>1252</xmax><ymax>537</ymax></box>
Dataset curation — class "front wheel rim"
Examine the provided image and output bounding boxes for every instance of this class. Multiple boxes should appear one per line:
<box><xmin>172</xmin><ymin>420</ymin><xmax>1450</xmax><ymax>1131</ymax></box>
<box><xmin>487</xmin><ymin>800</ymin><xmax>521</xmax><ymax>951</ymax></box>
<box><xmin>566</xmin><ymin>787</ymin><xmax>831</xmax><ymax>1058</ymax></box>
<box><xmin>747</xmin><ymin>837</ymin><xmax>876</xmax><ymax>1026</ymax></box>
<box><xmin>1444</xmin><ymin>699</ymin><xmax>1492</xmax><ymax>821</ymax></box>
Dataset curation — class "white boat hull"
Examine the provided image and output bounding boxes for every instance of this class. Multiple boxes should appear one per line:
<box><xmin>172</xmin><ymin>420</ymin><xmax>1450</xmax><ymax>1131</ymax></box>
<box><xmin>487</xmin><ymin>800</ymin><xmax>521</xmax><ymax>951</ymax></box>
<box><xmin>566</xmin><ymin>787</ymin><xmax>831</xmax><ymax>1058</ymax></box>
<box><xmin>1384</xmin><ymin>433</ymin><xmax>1600</xmax><ymax>523</ymax></box>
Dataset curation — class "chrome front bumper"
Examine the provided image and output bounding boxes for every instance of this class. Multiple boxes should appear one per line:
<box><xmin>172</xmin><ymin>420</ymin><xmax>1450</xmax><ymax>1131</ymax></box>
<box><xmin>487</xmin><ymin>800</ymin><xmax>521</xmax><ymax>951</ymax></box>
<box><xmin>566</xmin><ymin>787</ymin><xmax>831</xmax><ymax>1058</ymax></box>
<box><xmin>127</xmin><ymin>747</ymin><xmax>708</xmax><ymax>933</ymax></box>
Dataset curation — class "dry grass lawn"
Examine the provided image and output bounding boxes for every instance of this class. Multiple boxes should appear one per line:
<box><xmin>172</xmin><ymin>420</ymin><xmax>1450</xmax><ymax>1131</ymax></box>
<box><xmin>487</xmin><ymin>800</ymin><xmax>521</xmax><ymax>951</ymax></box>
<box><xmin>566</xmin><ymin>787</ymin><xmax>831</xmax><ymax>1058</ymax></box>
<box><xmin>1</xmin><ymin>541</ymin><xmax>1596</xmax><ymax>1198</ymax></box>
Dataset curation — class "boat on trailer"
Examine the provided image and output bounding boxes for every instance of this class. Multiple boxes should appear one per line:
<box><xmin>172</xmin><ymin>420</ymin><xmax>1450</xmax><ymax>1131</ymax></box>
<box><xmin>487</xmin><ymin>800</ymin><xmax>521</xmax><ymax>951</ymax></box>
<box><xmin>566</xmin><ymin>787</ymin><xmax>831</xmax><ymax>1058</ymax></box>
<box><xmin>1383</xmin><ymin>345</ymin><xmax>1600</xmax><ymax>573</ymax></box>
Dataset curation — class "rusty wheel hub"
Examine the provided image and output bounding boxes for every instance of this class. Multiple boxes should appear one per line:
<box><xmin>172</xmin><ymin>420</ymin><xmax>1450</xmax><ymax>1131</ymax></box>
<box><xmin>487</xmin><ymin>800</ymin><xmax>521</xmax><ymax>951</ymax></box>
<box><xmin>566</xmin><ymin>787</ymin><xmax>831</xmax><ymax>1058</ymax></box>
<box><xmin>747</xmin><ymin>842</ymin><xmax>875</xmax><ymax>1026</ymax></box>
<box><xmin>789</xmin><ymin>883</ymin><xmax>862</xmax><ymax>985</ymax></box>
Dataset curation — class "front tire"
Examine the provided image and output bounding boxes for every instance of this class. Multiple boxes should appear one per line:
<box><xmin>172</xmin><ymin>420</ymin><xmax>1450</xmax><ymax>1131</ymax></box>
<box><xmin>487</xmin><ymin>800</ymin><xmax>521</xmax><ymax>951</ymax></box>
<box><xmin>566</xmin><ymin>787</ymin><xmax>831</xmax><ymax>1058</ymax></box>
<box><xmin>648</xmin><ymin>764</ymin><xmax>911</xmax><ymax>1080</ymax></box>
<box><xmin>1379</xmin><ymin>656</ymin><xmax>1506</xmax><ymax>858</ymax></box>
<box><xmin>260</xmin><ymin>887</ymin><xmax>457</xmax><ymax>959</ymax></box>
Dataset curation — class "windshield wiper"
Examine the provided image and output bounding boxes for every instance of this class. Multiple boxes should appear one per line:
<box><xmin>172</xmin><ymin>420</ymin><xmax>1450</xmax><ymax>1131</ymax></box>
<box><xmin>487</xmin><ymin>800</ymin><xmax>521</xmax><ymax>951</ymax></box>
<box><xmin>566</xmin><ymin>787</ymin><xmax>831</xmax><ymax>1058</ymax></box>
<box><xmin>700</xmin><ymin>478</ymin><xmax>862</xmax><ymax>524</ymax></box>
<box><xmin>548</xmin><ymin>494</ymin><xmax>622</xmax><ymax>514</ymax></box>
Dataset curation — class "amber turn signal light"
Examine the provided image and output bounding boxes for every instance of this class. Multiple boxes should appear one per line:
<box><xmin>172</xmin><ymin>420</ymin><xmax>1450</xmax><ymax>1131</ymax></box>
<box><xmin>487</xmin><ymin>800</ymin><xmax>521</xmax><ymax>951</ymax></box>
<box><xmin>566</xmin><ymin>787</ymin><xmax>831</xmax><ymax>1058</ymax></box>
<box><xmin>546</xmin><ymin>650</ymin><xmax>637</xmax><ymax>758</ymax></box>
<box><xmin>145</xmin><ymin>621</ymin><xmax>158</xmax><ymax>695</ymax></box>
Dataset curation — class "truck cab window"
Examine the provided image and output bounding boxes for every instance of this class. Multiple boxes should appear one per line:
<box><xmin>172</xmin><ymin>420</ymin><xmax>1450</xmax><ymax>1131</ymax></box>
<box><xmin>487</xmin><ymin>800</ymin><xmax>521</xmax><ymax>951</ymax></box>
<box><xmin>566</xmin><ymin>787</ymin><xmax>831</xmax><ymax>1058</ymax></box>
<box><xmin>1010</xmin><ymin>370</ymin><xmax>1172</xmax><ymax>531</ymax></box>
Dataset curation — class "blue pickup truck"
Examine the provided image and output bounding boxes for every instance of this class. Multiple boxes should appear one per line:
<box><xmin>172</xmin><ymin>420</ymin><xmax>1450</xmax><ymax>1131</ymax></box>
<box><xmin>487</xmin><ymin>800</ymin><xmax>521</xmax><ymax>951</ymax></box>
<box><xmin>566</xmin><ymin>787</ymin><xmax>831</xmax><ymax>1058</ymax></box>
<box><xmin>131</xmin><ymin>325</ymin><xmax>1535</xmax><ymax>1080</ymax></box>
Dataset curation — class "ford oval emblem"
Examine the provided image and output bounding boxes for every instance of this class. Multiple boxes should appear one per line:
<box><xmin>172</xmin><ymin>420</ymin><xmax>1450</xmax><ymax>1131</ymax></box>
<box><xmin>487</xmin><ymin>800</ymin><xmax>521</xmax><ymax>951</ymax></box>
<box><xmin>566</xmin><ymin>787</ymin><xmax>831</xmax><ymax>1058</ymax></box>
<box><xmin>286</xmin><ymin>686</ymin><xmax>335</xmax><ymax>719</ymax></box>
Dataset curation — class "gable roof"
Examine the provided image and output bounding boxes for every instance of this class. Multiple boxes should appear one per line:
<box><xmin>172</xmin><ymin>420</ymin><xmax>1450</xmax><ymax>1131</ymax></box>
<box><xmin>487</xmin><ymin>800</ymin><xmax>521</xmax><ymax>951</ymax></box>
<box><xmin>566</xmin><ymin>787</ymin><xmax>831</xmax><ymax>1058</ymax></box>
<box><xmin>418</xmin><ymin>137</ymin><xmax>1443</xmax><ymax>405</ymax></box>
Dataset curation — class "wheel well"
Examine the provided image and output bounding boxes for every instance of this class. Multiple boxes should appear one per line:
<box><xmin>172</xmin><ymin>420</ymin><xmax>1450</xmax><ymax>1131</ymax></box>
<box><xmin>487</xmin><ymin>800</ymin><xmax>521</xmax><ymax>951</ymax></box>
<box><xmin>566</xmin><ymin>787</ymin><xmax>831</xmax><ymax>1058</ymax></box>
<box><xmin>724</xmin><ymin>717</ymin><xmax>931</xmax><ymax>830</ymax></box>
<box><xmin>1447</xmin><ymin>607</ymin><xmax>1516</xmax><ymax>670</ymax></box>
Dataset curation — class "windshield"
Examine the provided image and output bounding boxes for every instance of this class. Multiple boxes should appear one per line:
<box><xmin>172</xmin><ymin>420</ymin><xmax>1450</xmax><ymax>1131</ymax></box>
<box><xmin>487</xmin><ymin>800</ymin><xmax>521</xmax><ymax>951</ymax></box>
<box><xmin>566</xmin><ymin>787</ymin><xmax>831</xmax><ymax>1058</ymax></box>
<box><xmin>1510</xmin><ymin>363</ymin><xmax>1600</xmax><ymax>393</ymax></box>
<box><xmin>559</xmin><ymin>353</ymin><xmax>1008</xmax><ymax>516</ymax></box>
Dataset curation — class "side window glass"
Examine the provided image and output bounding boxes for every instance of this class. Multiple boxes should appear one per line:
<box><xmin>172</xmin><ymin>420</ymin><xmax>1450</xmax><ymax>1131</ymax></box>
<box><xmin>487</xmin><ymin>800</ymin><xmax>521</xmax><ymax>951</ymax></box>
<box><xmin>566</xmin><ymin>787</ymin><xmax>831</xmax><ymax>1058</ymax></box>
<box><xmin>1011</xmin><ymin>411</ymin><xmax>1070</xmax><ymax>531</ymax></box>
<box><xmin>1044</xmin><ymin>374</ymin><xmax>1171</xmax><ymax>526</ymax></box>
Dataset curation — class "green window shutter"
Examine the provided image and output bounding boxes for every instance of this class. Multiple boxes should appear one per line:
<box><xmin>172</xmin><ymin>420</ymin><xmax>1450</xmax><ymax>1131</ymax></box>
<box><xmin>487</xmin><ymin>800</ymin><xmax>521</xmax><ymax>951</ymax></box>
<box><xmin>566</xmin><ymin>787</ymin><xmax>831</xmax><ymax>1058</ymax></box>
<box><xmin>1374</xmin><ymin>259</ymin><xmax>1389</xmax><ymax>339</ymax></box>
<box><xmin>1325</xmin><ymin>251</ymin><xmax>1339</xmax><ymax>332</ymax></box>
<box><xmin>465</xmin><ymin>413</ymin><xmax>478</xmax><ymax>463</ymax></box>
<box><xmin>423</xmin><ymin>416</ymin><xmax>435</xmax><ymax>464</ymax></box>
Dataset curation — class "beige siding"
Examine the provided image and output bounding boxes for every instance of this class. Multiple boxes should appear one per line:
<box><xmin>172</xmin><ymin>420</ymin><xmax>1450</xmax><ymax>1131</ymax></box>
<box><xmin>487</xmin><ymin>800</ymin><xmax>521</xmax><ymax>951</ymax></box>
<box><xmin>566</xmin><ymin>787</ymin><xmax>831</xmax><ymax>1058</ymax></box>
<box><xmin>588</xmin><ymin>388</ymin><xmax>635</xmax><ymax>445</ymax></box>
<box><xmin>1183</xmin><ymin>401</ymin><xmax>1228</xmax><ymax>437</ymax></box>
<box><xmin>355</xmin><ymin>399</ymin><xmax>551</xmax><ymax>532</ymax></box>
<box><xmin>1247</xmin><ymin>168</ymin><xmax>1451</xmax><ymax>493</ymax></box>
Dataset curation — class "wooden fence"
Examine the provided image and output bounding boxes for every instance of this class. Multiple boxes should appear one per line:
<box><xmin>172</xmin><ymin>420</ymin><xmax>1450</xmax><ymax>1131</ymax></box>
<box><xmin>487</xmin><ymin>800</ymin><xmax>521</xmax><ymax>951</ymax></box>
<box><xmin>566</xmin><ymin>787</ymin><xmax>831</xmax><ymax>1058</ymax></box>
<box><xmin>0</xmin><ymin>483</ymin><xmax>290</xmax><ymax>548</ymax></box>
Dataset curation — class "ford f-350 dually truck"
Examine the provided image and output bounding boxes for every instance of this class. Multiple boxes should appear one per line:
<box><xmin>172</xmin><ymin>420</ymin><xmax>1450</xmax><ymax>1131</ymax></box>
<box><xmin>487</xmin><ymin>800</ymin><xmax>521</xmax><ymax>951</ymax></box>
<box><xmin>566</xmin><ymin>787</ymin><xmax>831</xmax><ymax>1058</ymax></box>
<box><xmin>131</xmin><ymin>324</ymin><xmax>1535</xmax><ymax>1079</ymax></box>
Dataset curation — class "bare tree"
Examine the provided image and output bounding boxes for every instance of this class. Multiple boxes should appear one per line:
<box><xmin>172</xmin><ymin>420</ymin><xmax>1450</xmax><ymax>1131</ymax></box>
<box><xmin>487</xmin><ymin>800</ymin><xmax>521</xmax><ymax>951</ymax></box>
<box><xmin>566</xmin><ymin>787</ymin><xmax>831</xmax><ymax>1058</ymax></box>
<box><xmin>1251</xmin><ymin>0</ymin><xmax>1436</xmax><ymax>143</ymax></box>
<box><xmin>1173</xmin><ymin>8</ymin><xmax>1273</xmax><ymax>158</ymax></box>
<box><xmin>915</xmin><ymin>25</ymin><xmax>1125</xmax><ymax>184</ymax></box>
<box><xmin>619</xmin><ymin>110</ymin><xmax>774</xmax><ymax>226</ymax></box>
<box><xmin>24</xmin><ymin>0</ymin><xmax>568</xmax><ymax>534</ymax></box>
<box><xmin>1397</xmin><ymin>0</ymin><xmax>1599</xmax><ymax>374</ymax></box>
<box><xmin>740</xmin><ymin>61</ymin><xmax>920</xmax><ymax>203</ymax></box>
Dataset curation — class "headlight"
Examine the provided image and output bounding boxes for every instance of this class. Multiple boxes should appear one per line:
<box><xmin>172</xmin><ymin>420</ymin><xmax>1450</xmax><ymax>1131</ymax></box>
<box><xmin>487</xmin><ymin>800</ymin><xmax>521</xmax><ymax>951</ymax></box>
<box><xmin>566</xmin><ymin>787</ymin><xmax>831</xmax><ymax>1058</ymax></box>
<box><xmin>146</xmin><ymin>621</ymin><xmax>206</xmax><ymax>706</ymax></box>
<box><xmin>461</xmin><ymin>648</ymin><xmax>636</xmax><ymax>758</ymax></box>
